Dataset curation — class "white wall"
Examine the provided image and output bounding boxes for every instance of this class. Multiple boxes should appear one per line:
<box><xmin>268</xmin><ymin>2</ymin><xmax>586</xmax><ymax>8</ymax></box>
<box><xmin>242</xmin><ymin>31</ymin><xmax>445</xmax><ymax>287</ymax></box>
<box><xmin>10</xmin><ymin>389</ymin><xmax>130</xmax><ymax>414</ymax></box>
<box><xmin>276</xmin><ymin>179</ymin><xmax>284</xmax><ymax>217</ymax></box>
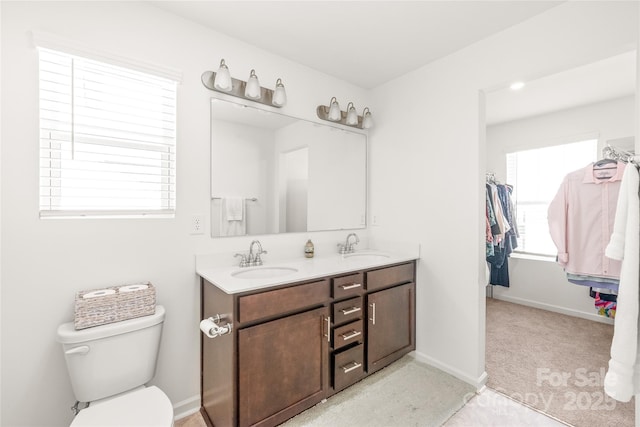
<box><xmin>486</xmin><ymin>96</ymin><xmax>635</xmax><ymax>322</ymax></box>
<box><xmin>0</xmin><ymin>2</ymin><xmax>369</xmax><ymax>426</ymax></box>
<box><xmin>3</xmin><ymin>2</ymin><xmax>639</xmax><ymax>426</ymax></box>
<box><xmin>369</xmin><ymin>1</ymin><xmax>638</xmax><ymax>387</ymax></box>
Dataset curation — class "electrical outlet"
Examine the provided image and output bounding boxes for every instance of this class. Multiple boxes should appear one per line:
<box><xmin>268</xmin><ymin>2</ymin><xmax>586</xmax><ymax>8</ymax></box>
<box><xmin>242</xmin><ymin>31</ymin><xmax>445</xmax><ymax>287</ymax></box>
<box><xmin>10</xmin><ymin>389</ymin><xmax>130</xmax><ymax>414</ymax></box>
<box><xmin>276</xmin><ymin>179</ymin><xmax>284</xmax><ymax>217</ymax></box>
<box><xmin>190</xmin><ymin>214</ymin><xmax>205</xmax><ymax>235</ymax></box>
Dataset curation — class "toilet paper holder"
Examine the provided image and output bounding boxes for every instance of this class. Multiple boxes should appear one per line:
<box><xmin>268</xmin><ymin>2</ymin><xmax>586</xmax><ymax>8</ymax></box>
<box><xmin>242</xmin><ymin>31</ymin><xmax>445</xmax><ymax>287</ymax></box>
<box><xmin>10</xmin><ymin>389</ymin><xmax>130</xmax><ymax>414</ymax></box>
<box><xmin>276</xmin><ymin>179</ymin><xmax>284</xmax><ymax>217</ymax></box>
<box><xmin>201</xmin><ymin>314</ymin><xmax>233</xmax><ymax>338</ymax></box>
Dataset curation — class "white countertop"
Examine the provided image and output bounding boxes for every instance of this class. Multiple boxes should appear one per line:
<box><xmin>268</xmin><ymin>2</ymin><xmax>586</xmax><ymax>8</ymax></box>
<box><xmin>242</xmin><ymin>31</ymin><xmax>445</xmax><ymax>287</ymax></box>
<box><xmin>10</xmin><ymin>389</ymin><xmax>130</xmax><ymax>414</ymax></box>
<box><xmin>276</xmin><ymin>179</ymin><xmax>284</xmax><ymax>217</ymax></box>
<box><xmin>196</xmin><ymin>249</ymin><xmax>419</xmax><ymax>294</ymax></box>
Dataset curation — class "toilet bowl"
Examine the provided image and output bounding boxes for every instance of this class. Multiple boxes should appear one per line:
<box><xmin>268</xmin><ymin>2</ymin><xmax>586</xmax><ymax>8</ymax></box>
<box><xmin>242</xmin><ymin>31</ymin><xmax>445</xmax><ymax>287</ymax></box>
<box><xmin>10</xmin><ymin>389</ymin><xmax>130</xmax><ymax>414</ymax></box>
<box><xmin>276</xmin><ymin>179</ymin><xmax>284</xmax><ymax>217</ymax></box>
<box><xmin>57</xmin><ymin>305</ymin><xmax>173</xmax><ymax>426</ymax></box>
<box><xmin>70</xmin><ymin>386</ymin><xmax>173</xmax><ymax>427</ymax></box>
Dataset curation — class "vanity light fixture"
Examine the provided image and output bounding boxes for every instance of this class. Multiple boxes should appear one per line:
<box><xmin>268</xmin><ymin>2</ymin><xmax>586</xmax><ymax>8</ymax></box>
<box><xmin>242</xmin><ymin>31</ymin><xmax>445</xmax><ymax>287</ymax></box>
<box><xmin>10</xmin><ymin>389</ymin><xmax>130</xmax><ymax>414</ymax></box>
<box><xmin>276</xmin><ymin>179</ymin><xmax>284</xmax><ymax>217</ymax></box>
<box><xmin>201</xmin><ymin>59</ymin><xmax>287</xmax><ymax>108</ymax></box>
<box><xmin>316</xmin><ymin>98</ymin><xmax>373</xmax><ymax>129</ymax></box>
<box><xmin>328</xmin><ymin>97</ymin><xmax>341</xmax><ymax>121</ymax></box>
<box><xmin>244</xmin><ymin>69</ymin><xmax>261</xmax><ymax>99</ymax></box>
<box><xmin>362</xmin><ymin>107</ymin><xmax>373</xmax><ymax>129</ymax></box>
<box><xmin>213</xmin><ymin>59</ymin><xmax>232</xmax><ymax>92</ymax></box>
<box><xmin>345</xmin><ymin>102</ymin><xmax>358</xmax><ymax>126</ymax></box>
<box><xmin>272</xmin><ymin>78</ymin><xmax>287</xmax><ymax>107</ymax></box>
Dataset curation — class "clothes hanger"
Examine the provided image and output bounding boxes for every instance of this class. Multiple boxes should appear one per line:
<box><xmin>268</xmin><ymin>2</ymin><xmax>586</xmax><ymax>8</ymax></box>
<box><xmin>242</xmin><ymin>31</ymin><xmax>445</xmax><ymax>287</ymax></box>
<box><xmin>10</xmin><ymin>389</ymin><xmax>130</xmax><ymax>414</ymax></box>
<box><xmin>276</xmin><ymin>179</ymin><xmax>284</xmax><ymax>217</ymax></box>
<box><xmin>593</xmin><ymin>158</ymin><xmax>617</xmax><ymax>169</ymax></box>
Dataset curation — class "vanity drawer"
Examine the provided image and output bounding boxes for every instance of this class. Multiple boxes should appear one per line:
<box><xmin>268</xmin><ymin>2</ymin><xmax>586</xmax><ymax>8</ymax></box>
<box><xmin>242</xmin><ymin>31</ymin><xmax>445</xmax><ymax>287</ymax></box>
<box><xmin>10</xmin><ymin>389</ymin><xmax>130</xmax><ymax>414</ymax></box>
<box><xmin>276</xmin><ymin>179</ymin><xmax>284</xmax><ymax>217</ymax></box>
<box><xmin>366</xmin><ymin>263</ymin><xmax>414</xmax><ymax>292</ymax></box>
<box><xmin>238</xmin><ymin>280</ymin><xmax>330</xmax><ymax>324</ymax></box>
<box><xmin>333</xmin><ymin>319</ymin><xmax>363</xmax><ymax>351</ymax></box>
<box><xmin>332</xmin><ymin>296</ymin><xmax>363</xmax><ymax>325</ymax></box>
<box><xmin>332</xmin><ymin>273</ymin><xmax>364</xmax><ymax>299</ymax></box>
<box><xmin>333</xmin><ymin>343</ymin><xmax>365</xmax><ymax>391</ymax></box>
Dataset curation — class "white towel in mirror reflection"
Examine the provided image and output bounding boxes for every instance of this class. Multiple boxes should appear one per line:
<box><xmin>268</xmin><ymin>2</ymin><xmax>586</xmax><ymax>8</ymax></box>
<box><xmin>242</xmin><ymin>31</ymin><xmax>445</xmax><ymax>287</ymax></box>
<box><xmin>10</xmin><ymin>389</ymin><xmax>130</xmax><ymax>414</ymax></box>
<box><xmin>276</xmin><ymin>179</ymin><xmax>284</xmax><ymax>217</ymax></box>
<box><xmin>220</xmin><ymin>197</ymin><xmax>246</xmax><ymax>236</ymax></box>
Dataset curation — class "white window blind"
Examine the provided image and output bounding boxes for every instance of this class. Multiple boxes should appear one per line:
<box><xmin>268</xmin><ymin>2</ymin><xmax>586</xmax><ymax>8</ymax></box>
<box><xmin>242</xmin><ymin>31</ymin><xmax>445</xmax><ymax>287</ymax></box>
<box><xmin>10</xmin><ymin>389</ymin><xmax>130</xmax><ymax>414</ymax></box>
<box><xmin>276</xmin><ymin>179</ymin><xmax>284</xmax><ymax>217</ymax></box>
<box><xmin>39</xmin><ymin>48</ymin><xmax>177</xmax><ymax>217</ymax></box>
<box><xmin>506</xmin><ymin>139</ymin><xmax>597</xmax><ymax>256</ymax></box>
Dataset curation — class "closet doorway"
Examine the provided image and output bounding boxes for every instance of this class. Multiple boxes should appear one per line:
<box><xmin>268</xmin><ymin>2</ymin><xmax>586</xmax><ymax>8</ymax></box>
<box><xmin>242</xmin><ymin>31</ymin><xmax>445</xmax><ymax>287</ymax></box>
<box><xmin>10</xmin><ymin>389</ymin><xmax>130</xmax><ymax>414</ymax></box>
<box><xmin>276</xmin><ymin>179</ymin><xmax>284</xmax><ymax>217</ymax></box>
<box><xmin>483</xmin><ymin>50</ymin><xmax>636</xmax><ymax>427</ymax></box>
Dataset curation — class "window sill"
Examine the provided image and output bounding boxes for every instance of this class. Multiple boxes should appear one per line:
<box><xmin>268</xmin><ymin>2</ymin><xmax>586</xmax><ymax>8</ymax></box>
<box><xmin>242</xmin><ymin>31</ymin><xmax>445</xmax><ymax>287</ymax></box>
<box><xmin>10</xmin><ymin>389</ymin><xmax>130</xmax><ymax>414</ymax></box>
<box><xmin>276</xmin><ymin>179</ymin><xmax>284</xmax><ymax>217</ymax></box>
<box><xmin>510</xmin><ymin>252</ymin><xmax>556</xmax><ymax>263</ymax></box>
<box><xmin>40</xmin><ymin>210</ymin><xmax>175</xmax><ymax>219</ymax></box>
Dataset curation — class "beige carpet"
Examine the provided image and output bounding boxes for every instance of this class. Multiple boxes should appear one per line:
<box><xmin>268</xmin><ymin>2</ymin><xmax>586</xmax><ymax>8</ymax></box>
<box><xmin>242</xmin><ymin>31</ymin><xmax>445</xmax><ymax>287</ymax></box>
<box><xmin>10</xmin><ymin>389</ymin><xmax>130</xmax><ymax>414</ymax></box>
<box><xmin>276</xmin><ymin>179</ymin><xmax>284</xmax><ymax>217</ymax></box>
<box><xmin>486</xmin><ymin>297</ymin><xmax>634</xmax><ymax>427</ymax></box>
<box><xmin>282</xmin><ymin>355</ymin><xmax>475</xmax><ymax>427</ymax></box>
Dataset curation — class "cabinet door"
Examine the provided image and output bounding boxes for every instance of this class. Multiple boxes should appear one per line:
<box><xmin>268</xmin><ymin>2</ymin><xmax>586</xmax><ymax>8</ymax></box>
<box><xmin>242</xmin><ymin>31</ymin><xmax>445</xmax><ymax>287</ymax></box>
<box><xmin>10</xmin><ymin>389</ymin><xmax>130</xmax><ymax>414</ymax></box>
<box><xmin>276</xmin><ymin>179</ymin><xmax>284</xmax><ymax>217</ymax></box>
<box><xmin>367</xmin><ymin>282</ymin><xmax>415</xmax><ymax>372</ymax></box>
<box><xmin>238</xmin><ymin>306</ymin><xmax>329</xmax><ymax>427</ymax></box>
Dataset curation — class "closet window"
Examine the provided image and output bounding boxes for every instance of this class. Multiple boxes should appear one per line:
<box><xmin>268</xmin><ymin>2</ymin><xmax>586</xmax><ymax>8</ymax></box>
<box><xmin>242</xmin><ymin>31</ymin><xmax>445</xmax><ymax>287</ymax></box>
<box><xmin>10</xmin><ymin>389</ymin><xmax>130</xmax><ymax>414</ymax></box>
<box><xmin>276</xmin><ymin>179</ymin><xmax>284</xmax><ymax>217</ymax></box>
<box><xmin>38</xmin><ymin>48</ymin><xmax>177</xmax><ymax>218</ymax></box>
<box><xmin>506</xmin><ymin>139</ymin><xmax>597</xmax><ymax>256</ymax></box>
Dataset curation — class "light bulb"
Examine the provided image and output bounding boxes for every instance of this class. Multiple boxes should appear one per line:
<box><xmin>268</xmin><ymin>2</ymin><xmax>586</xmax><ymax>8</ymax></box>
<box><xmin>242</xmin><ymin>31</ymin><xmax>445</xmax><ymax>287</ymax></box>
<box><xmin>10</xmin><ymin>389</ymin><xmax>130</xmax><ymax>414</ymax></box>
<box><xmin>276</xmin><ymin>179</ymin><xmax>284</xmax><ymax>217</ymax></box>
<box><xmin>345</xmin><ymin>102</ymin><xmax>358</xmax><ymax>126</ymax></box>
<box><xmin>272</xmin><ymin>78</ymin><xmax>287</xmax><ymax>107</ymax></box>
<box><xmin>328</xmin><ymin>97</ymin><xmax>341</xmax><ymax>121</ymax></box>
<box><xmin>362</xmin><ymin>107</ymin><xmax>373</xmax><ymax>129</ymax></box>
<box><xmin>244</xmin><ymin>69</ymin><xmax>261</xmax><ymax>99</ymax></box>
<box><xmin>213</xmin><ymin>59</ymin><xmax>232</xmax><ymax>92</ymax></box>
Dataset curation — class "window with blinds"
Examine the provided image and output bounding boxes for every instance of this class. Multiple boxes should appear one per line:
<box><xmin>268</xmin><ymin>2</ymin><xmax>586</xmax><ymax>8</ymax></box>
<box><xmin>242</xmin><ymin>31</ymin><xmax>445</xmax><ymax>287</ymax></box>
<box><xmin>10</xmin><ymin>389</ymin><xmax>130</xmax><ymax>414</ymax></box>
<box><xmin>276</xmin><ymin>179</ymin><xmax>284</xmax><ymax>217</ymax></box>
<box><xmin>38</xmin><ymin>48</ymin><xmax>177</xmax><ymax>217</ymax></box>
<box><xmin>505</xmin><ymin>139</ymin><xmax>597</xmax><ymax>256</ymax></box>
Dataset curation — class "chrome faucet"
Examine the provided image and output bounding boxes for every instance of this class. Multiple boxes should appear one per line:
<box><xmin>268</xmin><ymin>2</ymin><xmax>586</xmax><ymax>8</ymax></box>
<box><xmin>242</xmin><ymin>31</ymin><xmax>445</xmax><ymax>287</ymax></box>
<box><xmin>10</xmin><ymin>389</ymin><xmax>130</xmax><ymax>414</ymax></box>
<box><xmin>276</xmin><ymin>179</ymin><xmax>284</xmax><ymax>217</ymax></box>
<box><xmin>338</xmin><ymin>233</ymin><xmax>359</xmax><ymax>254</ymax></box>
<box><xmin>234</xmin><ymin>240</ymin><xmax>267</xmax><ymax>268</ymax></box>
<box><xmin>249</xmin><ymin>240</ymin><xmax>267</xmax><ymax>266</ymax></box>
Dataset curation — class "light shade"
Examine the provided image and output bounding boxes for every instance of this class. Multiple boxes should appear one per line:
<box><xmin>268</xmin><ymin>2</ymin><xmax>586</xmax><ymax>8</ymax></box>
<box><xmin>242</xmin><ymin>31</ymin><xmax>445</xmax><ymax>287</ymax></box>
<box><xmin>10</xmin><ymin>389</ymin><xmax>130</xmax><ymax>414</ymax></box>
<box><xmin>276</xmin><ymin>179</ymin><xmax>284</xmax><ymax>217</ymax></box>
<box><xmin>213</xmin><ymin>59</ymin><xmax>232</xmax><ymax>92</ymax></box>
<box><xmin>328</xmin><ymin>97</ymin><xmax>341</xmax><ymax>121</ymax></box>
<box><xmin>272</xmin><ymin>78</ymin><xmax>287</xmax><ymax>107</ymax></box>
<box><xmin>362</xmin><ymin>107</ymin><xmax>373</xmax><ymax>129</ymax></box>
<box><xmin>244</xmin><ymin>69</ymin><xmax>261</xmax><ymax>99</ymax></box>
<box><xmin>345</xmin><ymin>102</ymin><xmax>358</xmax><ymax>126</ymax></box>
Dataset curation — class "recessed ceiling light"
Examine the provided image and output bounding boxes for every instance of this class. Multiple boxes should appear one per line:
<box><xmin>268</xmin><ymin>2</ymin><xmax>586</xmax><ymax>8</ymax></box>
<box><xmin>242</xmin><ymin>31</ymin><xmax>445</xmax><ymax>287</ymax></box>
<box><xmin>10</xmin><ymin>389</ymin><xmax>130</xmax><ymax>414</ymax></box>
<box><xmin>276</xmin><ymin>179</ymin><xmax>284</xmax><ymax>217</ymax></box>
<box><xmin>510</xmin><ymin>81</ymin><xmax>525</xmax><ymax>91</ymax></box>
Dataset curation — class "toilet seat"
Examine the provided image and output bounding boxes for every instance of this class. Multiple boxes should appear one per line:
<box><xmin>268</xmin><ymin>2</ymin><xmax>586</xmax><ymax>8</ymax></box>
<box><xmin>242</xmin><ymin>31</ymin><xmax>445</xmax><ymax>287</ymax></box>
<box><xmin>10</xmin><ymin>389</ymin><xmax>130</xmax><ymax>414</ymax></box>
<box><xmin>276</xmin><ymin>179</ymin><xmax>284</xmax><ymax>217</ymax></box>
<box><xmin>70</xmin><ymin>386</ymin><xmax>173</xmax><ymax>426</ymax></box>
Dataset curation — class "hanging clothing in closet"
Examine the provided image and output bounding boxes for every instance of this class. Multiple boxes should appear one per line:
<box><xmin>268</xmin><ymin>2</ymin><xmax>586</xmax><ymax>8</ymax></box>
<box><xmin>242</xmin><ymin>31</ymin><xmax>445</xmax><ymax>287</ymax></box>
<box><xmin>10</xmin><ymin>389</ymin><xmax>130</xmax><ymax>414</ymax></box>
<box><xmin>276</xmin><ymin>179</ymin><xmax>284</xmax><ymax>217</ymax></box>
<box><xmin>486</xmin><ymin>181</ymin><xmax>518</xmax><ymax>287</ymax></box>
<box><xmin>547</xmin><ymin>161</ymin><xmax>626</xmax><ymax>286</ymax></box>
<box><xmin>602</xmin><ymin>162</ymin><xmax>639</xmax><ymax>402</ymax></box>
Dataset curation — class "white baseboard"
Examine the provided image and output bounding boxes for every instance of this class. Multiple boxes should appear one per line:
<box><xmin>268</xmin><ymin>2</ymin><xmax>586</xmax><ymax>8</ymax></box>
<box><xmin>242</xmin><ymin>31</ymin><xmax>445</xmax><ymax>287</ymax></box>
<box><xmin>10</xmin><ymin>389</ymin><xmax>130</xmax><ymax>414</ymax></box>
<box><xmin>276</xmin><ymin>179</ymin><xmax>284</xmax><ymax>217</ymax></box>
<box><xmin>492</xmin><ymin>294</ymin><xmax>614</xmax><ymax>325</ymax></box>
<box><xmin>413</xmin><ymin>350</ymin><xmax>488</xmax><ymax>391</ymax></box>
<box><xmin>173</xmin><ymin>394</ymin><xmax>200</xmax><ymax>422</ymax></box>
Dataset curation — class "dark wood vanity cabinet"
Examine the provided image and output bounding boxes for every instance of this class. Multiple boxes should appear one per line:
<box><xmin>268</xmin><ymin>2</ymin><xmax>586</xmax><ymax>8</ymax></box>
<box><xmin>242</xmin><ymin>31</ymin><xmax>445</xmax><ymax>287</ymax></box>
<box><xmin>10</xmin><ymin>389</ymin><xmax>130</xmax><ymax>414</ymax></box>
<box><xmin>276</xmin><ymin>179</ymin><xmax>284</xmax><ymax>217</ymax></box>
<box><xmin>201</xmin><ymin>260</ymin><xmax>415</xmax><ymax>427</ymax></box>
<box><xmin>365</xmin><ymin>263</ymin><xmax>416</xmax><ymax>374</ymax></box>
<box><xmin>367</xmin><ymin>283</ymin><xmax>415</xmax><ymax>373</ymax></box>
<box><xmin>238</xmin><ymin>306</ymin><xmax>329</xmax><ymax>427</ymax></box>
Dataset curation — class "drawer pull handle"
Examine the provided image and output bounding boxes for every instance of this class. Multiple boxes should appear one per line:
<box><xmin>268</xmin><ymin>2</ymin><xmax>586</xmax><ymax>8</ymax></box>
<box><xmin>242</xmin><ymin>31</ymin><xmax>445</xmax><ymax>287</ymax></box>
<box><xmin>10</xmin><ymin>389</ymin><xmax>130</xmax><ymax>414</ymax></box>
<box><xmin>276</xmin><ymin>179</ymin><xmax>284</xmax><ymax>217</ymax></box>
<box><xmin>340</xmin><ymin>283</ymin><xmax>362</xmax><ymax>290</ymax></box>
<box><xmin>341</xmin><ymin>361</ymin><xmax>362</xmax><ymax>374</ymax></box>
<box><xmin>369</xmin><ymin>302</ymin><xmax>376</xmax><ymax>325</ymax></box>
<box><xmin>341</xmin><ymin>330</ymin><xmax>361</xmax><ymax>341</ymax></box>
<box><xmin>341</xmin><ymin>306</ymin><xmax>361</xmax><ymax>315</ymax></box>
<box><xmin>325</xmin><ymin>316</ymin><xmax>331</xmax><ymax>342</ymax></box>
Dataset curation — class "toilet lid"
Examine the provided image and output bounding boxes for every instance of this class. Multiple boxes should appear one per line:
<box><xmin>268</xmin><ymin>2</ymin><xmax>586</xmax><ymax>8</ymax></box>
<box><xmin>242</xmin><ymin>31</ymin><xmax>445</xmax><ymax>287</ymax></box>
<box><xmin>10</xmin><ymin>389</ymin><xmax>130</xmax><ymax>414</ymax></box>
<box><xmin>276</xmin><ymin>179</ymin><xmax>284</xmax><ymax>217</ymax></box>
<box><xmin>71</xmin><ymin>386</ymin><xmax>173</xmax><ymax>427</ymax></box>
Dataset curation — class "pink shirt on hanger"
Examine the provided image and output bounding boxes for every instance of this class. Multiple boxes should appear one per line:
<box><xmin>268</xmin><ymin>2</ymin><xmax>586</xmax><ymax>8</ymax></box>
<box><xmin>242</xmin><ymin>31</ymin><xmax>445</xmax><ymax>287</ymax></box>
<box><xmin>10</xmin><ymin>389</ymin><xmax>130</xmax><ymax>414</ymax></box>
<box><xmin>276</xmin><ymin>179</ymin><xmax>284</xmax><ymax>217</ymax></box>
<box><xmin>547</xmin><ymin>162</ymin><xmax>625</xmax><ymax>279</ymax></box>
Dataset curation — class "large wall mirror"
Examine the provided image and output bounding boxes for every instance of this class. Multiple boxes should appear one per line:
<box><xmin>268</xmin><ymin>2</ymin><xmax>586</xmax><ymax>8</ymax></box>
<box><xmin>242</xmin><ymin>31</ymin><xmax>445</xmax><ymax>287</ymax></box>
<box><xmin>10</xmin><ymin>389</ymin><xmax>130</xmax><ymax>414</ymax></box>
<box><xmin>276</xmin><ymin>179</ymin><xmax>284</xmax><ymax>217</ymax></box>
<box><xmin>210</xmin><ymin>98</ymin><xmax>367</xmax><ymax>238</ymax></box>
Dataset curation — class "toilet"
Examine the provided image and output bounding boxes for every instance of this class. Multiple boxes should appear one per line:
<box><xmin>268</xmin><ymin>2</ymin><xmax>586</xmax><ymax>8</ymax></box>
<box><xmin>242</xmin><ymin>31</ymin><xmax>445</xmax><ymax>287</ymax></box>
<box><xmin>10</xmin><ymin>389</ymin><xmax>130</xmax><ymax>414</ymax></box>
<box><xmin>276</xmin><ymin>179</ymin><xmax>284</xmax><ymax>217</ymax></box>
<box><xmin>57</xmin><ymin>305</ymin><xmax>174</xmax><ymax>426</ymax></box>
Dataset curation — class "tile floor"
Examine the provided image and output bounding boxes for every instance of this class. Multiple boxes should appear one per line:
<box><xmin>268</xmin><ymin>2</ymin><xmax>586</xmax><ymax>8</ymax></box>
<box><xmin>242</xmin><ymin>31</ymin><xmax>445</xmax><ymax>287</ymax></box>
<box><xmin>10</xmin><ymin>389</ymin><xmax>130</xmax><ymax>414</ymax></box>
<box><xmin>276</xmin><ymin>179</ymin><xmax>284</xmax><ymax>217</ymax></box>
<box><xmin>175</xmin><ymin>387</ymin><xmax>568</xmax><ymax>427</ymax></box>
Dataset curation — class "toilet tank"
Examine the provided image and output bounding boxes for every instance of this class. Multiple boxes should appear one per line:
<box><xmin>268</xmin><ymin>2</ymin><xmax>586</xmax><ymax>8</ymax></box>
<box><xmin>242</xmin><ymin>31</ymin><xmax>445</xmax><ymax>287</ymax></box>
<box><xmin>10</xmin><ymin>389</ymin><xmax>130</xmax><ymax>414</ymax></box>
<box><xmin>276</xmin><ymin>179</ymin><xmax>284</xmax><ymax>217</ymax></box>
<box><xmin>57</xmin><ymin>305</ymin><xmax>165</xmax><ymax>403</ymax></box>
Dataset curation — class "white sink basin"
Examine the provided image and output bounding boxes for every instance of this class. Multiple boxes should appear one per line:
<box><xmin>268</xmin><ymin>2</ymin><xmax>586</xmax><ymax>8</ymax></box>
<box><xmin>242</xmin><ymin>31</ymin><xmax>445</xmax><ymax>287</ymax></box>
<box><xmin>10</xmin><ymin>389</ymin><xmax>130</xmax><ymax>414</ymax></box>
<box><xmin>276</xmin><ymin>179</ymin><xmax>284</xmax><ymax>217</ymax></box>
<box><xmin>343</xmin><ymin>252</ymin><xmax>391</xmax><ymax>262</ymax></box>
<box><xmin>231</xmin><ymin>266</ymin><xmax>298</xmax><ymax>280</ymax></box>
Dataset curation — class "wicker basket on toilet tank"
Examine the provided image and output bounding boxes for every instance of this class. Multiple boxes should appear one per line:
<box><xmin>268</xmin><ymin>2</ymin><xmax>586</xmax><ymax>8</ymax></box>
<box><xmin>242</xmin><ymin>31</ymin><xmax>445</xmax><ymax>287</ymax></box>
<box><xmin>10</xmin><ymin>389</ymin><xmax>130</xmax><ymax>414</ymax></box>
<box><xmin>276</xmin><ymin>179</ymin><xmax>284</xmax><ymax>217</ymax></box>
<box><xmin>74</xmin><ymin>282</ymin><xmax>156</xmax><ymax>330</ymax></box>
